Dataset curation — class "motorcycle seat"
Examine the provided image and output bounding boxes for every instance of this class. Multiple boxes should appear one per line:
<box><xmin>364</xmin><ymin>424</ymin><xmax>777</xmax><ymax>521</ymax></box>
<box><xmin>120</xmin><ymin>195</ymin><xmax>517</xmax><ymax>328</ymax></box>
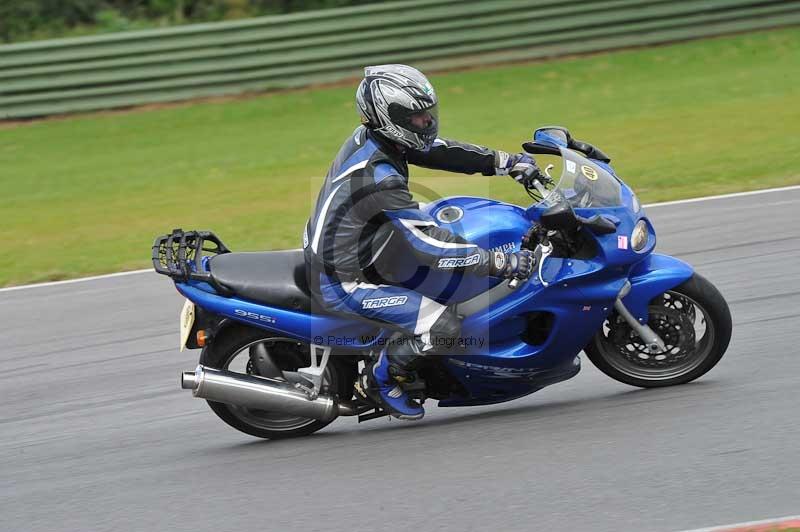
<box><xmin>209</xmin><ymin>250</ymin><xmax>312</xmax><ymax>312</ymax></box>
<box><xmin>209</xmin><ymin>250</ymin><xmax>420</xmax><ymax>335</ymax></box>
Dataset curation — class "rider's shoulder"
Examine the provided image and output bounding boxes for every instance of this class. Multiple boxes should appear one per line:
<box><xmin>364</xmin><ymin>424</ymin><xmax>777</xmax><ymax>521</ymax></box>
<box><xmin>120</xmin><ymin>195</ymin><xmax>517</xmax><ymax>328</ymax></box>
<box><xmin>372</xmin><ymin>162</ymin><xmax>405</xmax><ymax>186</ymax></box>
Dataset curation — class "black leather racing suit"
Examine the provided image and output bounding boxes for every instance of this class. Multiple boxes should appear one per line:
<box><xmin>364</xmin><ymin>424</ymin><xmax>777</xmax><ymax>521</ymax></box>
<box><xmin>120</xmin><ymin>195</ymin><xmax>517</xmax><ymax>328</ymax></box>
<box><xmin>304</xmin><ymin>126</ymin><xmax>502</xmax><ymax>350</ymax></box>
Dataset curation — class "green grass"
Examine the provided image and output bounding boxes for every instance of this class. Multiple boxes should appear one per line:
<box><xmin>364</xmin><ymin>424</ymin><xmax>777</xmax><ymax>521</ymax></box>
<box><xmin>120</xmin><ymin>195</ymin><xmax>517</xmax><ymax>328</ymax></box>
<box><xmin>2</xmin><ymin>28</ymin><xmax>799</xmax><ymax>287</ymax></box>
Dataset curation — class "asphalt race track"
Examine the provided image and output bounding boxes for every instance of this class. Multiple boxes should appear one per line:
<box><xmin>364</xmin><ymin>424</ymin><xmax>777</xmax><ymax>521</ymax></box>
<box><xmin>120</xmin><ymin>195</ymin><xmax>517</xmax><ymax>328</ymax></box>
<box><xmin>2</xmin><ymin>187</ymin><xmax>799</xmax><ymax>532</ymax></box>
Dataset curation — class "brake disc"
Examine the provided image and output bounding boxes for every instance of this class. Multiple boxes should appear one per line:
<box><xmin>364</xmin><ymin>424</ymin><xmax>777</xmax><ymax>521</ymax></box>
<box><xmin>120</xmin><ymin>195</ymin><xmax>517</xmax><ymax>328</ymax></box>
<box><xmin>657</xmin><ymin>292</ymin><xmax>696</xmax><ymax>323</ymax></box>
<box><xmin>606</xmin><ymin>306</ymin><xmax>696</xmax><ymax>368</ymax></box>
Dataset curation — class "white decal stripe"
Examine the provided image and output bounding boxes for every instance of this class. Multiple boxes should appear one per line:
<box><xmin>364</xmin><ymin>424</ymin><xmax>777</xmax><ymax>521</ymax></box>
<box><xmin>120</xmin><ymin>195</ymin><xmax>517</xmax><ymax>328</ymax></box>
<box><xmin>341</xmin><ymin>280</ymin><xmax>391</xmax><ymax>294</ymax></box>
<box><xmin>398</xmin><ymin>219</ymin><xmax>477</xmax><ymax>250</ymax></box>
<box><xmin>331</xmin><ymin>160</ymin><xmax>368</xmax><ymax>183</ymax></box>
<box><xmin>414</xmin><ymin>295</ymin><xmax>448</xmax><ymax>338</ymax></box>
<box><xmin>311</xmin><ymin>182</ymin><xmax>346</xmax><ymax>253</ymax></box>
<box><xmin>366</xmin><ymin>232</ymin><xmax>394</xmax><ymax>266</ymax></box>
<box><xmin>398</xmin><ymin>218</ymin><xmax>437</xmax><ymax>227</ymax></box>
<box><xmin>431</xmin><ymin>138</ymin><xmax>489</xmax><ymax>155</ymax></box>
<box><xmin>340</xmin><ymin>281</ymin><xmax>359</xmax><ymax>293</ymax></box>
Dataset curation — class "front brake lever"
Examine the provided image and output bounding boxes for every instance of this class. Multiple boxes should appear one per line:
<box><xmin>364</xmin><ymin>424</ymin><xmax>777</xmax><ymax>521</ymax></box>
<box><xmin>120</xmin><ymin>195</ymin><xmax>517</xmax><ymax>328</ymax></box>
<box><xmin>535</xmin><ymin>240</ymin><xmax>554</xmax><ymax>287</ymax></box>
<box><xmin>509</xmin><ymin>238</ymin><xmax>553</xmax><ymax>289</ymax></box>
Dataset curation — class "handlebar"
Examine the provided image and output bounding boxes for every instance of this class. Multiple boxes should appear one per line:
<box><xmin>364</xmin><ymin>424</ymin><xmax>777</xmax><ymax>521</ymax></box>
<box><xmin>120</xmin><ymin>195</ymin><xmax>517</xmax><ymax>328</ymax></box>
<box><xmin>508</xmin><ymin>236</ymin><xmax>554</xmax><ymax>290</ymax></box>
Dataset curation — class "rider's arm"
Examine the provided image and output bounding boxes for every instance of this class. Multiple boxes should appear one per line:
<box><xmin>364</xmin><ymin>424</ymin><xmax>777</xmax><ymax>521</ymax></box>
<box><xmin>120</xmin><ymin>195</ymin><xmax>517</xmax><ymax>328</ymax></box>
<box><xmin>406</xmin><ymin>138</ymin><xmax>504</xmax><ymax>176</ymax></box>
<box><xmin>362</xmin><ymin>173</ymin><xmax>500</xmax><ymax>276</ymax></box>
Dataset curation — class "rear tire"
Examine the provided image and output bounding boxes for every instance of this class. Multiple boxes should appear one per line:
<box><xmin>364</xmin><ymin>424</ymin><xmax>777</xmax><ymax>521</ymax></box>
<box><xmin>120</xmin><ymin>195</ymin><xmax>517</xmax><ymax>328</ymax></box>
<box><xmin>585</xmin><ymin>273</ymin><xmax>732</xmax><ymax>388</ymax></box>
<box><xmin>199</xmin><ymin>325</ymin><xmax>353</xmax><ymax>439</ymax></box>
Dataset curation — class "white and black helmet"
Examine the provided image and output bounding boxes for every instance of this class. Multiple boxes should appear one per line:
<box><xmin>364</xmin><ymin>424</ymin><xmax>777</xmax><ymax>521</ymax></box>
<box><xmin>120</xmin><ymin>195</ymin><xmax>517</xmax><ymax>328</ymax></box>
<box><xmin>356</xmin><ymin>64</ymin><xmax>439</xmax><ymax>151</ymax></box>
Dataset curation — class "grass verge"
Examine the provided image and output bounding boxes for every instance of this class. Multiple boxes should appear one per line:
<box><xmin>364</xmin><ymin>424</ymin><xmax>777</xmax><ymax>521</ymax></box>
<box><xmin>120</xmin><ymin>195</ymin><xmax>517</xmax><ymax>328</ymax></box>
<box><xmin>2</xmin><ymin>27</ymin><xmax>799</xmax><ymax>286</ymax></box>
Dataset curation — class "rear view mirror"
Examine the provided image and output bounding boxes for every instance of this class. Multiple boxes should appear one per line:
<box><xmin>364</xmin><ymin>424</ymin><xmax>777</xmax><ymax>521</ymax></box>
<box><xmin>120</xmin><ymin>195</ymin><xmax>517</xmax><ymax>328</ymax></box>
<box><xmin>540</xmin><ymin>202</ymin><xmax>579</xmax><ymax>231</ymax></box>
<box><xmin>532</xmin><ymin>126</ymin><xmax>612</xmax><ymax>163</ymax></box>
<box><xmin>534</xmin><ymin>126</ymin><xmax>572</xmax><ymax>148</ymax></box>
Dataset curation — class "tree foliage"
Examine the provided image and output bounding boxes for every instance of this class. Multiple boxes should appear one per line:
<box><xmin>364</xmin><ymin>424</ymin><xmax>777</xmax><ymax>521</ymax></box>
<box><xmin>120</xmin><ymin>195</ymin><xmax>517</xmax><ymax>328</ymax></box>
<box><xmin>0</xmin><ymin>0</ymin><xmax>388</xmax><ymax>43</ymax></box>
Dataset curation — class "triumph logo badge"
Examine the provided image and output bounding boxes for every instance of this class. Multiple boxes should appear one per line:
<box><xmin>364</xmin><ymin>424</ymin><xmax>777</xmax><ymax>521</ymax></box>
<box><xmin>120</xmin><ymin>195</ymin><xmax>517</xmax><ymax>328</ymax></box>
<box><xmin>437</xmin><ymin>254</ymin><xmax>481</xmax><ymax>269</ymax></box>
<box><xmin>489</xmin><ymin>241</ymin><xmax>515</xmax><ymax>253</ymax></box>
<box><xmin>362</xmin><ymin>296</ymin><xmax>408</xmax><ymax>309</ymax></box>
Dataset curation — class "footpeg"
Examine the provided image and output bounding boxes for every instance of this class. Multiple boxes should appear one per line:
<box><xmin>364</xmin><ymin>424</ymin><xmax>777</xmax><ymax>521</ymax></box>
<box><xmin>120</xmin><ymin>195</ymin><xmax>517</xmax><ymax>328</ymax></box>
<box><xmin>354</xmin><ymin>371</ymin><xmax>371</xmax><ymax>401</ymax></box>
<box><xmin>358</xmin><ymin>408</ymin><xmax>388</xmax><ymax>423</ymax></box>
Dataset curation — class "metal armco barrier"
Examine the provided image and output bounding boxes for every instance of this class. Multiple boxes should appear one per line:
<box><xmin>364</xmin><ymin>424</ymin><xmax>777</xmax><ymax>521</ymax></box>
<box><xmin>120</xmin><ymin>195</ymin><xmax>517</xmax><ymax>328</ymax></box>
<box><xmin>1</xmin><ymin>0</ymin><xmax>799</xmax><ymax>118</ymax></box>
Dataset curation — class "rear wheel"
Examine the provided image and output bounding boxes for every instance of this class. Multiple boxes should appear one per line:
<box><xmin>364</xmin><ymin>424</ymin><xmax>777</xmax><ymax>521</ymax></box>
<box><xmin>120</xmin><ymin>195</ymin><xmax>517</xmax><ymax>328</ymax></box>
<box><xmin>585</xmin><ymin>273</ymin><xmax>732</xmax><ymax>388</ymax></box>
<box><xmin>199</xmin><ymin>325</ymin><xmax>353</xmax><ymax>439</ymax></box>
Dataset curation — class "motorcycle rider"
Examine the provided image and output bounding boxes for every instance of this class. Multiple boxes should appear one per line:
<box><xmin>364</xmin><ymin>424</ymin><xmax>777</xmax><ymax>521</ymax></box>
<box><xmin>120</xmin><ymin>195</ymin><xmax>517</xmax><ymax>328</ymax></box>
<box><xmin>304</xmin><ymin>64</ymin><xmax>541</xmax><ymax>420</ymax></box>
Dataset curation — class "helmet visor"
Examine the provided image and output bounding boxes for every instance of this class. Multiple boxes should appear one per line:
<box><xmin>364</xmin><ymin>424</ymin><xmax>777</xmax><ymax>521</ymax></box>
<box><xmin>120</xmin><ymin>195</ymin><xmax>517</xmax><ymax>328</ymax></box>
<box><xmin>390</xmin><ymin>103</ymin><xmax>439</xmax><ymax>137</ymax></box>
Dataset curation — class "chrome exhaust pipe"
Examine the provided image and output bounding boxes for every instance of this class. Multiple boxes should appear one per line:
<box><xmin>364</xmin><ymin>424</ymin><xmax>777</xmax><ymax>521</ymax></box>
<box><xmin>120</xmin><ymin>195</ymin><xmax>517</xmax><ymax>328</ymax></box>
<box><xmin>180</xmin><ymin>365</ymin><xmax>338</xmax><ymax>422</ymax></box>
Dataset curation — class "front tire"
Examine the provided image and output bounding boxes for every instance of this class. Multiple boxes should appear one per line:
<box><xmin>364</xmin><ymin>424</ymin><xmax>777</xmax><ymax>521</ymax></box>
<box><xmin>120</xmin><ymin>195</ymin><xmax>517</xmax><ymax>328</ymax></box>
<box><xmin>585</xmin><ymin>273</ymin><xmax>732</xmax><ymax>388</ymax></box>
<box><xmin>199</xmin><ymin>325</ymin><xmax>352</xmax><ymax>439</ymax></box>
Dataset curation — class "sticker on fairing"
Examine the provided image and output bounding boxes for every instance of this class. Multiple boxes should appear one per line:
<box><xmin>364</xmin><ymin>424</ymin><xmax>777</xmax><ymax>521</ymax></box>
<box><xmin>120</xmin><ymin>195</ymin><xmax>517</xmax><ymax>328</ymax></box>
<box><xmin>437</xmin><ymin>254</ymin><xmax>481</xmax><ymax>269</ymax></box>
<box><xmin>566</xmin><ymin>160</ymin><xmax>577</xmax><ymax>174</ymax></box>
<box><xmin>581</xmin><ymin>165</ymin><xmax>599</xmax><ymax>181</ymax></box>
<box><xmin>618</xmin><ymin>235</ymin><xmax>629</xmax><ymax>249</ymax></box>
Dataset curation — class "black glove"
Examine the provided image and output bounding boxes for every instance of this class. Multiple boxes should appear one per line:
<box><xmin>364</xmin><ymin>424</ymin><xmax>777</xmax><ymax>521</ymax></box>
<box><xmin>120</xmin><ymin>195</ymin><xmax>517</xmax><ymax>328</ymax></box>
<box><xmin>495</xmin><ymin>152</ymin><xmax>540</xmax><ymax>177</ymax></box>
<box><xmin>488</xmin><ymin>250</ymin><xmax>535</xmax><ymax>280</ymax></box>
<box><xmin>509</xmin><ymin>158</ymin><xmax>545</xmax><ymax>186</ymax></box>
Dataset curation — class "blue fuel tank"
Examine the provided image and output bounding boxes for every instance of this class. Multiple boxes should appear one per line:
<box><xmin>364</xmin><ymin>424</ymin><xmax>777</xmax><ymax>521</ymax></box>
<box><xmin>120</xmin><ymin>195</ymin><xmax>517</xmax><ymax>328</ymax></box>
<box><xmin>390</xmin><ymin>196</ymin><xmax>533</xmax><ymax>303</ymax></box>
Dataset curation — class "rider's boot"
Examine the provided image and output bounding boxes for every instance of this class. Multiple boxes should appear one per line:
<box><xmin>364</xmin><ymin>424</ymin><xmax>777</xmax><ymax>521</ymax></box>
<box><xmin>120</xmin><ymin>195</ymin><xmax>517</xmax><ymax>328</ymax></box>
<box><xmin>368</xmin><ymin>339</ymin><xmax>424</xmax><ymax>420</ymax></box>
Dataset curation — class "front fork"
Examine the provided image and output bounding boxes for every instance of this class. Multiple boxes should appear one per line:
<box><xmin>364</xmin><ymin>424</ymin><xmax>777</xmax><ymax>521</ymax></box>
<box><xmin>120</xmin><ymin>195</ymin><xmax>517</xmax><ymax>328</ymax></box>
<box><xmin>614</xmin><ymin>281</ymin><xmax>667</xmax><ymax>354</ymax></box>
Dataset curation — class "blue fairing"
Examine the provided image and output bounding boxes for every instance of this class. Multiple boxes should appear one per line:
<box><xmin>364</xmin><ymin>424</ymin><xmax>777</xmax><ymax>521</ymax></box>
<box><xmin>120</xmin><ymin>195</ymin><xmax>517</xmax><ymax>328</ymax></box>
<box><xmin>176</xmin><ymin>283</ymin><xmax>383</xmax><ymax>349</ymax></box>
<box><xmin>622</xmin><ymin>253</ymin><xmax>694</xmax><ymax>322</ymax></box>
<box><xmin>171</xmin><ymin>143</ymin><xmax>698</xmax><ymax>408</ymax></box>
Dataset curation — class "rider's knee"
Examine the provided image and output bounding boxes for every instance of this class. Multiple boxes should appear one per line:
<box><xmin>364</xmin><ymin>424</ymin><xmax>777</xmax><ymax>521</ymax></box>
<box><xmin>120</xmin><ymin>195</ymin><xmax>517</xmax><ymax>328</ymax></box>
<box><xmin>429</xmin><ymin>307</ymin><xmax>462</xmax><ymax>343</ymax></box>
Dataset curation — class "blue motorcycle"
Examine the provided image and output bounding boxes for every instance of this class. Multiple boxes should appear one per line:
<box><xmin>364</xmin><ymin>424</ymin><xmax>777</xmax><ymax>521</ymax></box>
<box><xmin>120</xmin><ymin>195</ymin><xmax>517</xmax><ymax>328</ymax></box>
<box><xmin>153</xmin><ymin>126</ymin><xmax>732</xmax><ymax>439</ymax></box>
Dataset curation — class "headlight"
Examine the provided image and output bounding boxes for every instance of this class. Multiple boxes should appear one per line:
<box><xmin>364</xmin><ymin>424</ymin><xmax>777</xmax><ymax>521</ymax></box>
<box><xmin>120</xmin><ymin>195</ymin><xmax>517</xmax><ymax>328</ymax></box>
<box><xmin>631</xmin><ymin>220</ymin><xmax>649</xmax><ymax>252</ymax></box>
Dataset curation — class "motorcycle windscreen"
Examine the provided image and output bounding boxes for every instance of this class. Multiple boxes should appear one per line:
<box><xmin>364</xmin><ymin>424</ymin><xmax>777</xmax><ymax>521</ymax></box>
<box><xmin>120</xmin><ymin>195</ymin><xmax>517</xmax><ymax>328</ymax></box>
<box><xmin>537</xmin><ymin>147</ymin><xmax>622</xmax><ymax>209</ymax></box>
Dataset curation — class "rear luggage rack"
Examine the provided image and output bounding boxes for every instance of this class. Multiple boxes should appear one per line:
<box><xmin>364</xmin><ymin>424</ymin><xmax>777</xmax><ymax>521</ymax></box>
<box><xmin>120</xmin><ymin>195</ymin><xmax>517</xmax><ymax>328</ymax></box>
<box><xmin>152</xmin><ymin>229</ymin><xmax>230</xmax><ymax>288</ymax></box>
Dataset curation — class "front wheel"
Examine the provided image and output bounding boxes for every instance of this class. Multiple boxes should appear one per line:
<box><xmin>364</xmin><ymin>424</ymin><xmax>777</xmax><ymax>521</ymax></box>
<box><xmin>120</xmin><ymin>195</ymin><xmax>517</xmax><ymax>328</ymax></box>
<box><xmin>585</xmin><ymin>273</ymin><xmax>732</xmax><ymax>388</ymax></box>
